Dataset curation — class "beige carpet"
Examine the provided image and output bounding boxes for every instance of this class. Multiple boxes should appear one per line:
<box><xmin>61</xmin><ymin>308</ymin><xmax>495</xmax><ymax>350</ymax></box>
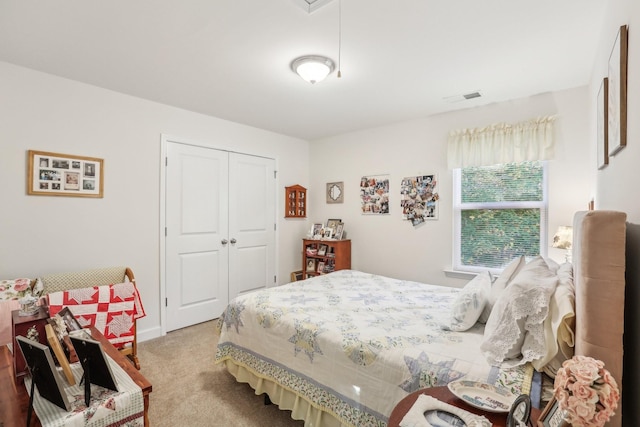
<box><xmin>137</xmin><ymin>320</ymin><xmax>304</xmax><ymax>427</ymax></box>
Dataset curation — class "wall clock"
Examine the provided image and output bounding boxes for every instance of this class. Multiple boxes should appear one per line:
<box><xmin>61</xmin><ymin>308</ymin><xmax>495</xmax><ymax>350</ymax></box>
<box><xmin>326</xmin><ymin>181</ymin><xmax>344</xmax><ymax>204</ymax></box>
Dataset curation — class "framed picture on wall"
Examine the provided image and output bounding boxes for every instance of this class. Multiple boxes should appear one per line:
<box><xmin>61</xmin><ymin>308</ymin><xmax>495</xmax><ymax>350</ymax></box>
<box><xmin>597</xmin><ymin>77</ymin><xmax>609</xmax><ymax>170</ymax></box>
<box><xmin>607</xmin><ymin>25</ymin><xmax>628</xmax><ymax>157</ymax></box>
<box><xmin>27</xmin><ymin>150</ymin><xmax>104</xmax><ymax>198</ymax></box>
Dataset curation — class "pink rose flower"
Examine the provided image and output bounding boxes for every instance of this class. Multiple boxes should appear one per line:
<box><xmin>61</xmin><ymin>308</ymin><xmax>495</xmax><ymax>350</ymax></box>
<box><xmin>552</xmin><ymin>356</ymin><xmax>619</xmax><ymax>427</ymax></box>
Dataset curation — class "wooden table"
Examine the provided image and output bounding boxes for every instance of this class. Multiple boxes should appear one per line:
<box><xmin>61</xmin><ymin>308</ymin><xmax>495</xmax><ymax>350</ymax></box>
<box><xmin>388</xmin><ymin>386</ymin><xmax>540</xmax><ymax>427</ymax></box>
<box><xmin>0</xmin><ymin>326</ymin><xmax>152</xmax><ymax>427</ymax></box>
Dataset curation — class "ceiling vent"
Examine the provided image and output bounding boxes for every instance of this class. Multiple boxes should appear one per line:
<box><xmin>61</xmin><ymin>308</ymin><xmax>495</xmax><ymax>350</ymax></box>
<box><xmin>463</xmin><ymin>91</ymin><xmax>481</xmax><ymax>100</ymax></box>
<box><xmin>443</xmin><ymin>91</ymin><xmax>483</xmax><ymax>103</ymax></box>
<box><xmin>293</xmin><ymin>0</ymin><xmax>335</xmax><ymax>13</ymax></box>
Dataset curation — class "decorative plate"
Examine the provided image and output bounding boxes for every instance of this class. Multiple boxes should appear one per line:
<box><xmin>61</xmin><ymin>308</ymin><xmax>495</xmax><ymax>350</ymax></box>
<box><xmin>447</xmin><ymin>380</ymin><xmax>516</xmax><ymax>413</ymax></box>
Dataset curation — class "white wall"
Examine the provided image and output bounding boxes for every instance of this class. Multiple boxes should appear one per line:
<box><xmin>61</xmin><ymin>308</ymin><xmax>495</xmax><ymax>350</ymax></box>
<box><xmin>0</xmin><ymin>61</ymin><xmax>311</xmax><ymax>341</ymax></box>
<box><xmin>309</xmin><ymin>87</ymin><xmax>593</xmax><ymax>287</ymax></box>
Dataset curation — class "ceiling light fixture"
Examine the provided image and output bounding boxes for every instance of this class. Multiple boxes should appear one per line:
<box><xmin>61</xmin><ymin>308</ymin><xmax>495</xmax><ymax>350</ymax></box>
<box><xmin>291</xmin><ymin>55</ymin><xmax>335</xmax><ymax>84</ymax></box>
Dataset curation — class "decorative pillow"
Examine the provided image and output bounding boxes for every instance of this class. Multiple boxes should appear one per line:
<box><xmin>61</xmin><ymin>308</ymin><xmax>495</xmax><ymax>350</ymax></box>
<box><xmin>480</xmin><ymin>256</ymin><xmax>558</xmax><ymax>365</ymax></box>
<box><xmin>0</xmin><ymin>278</ymin><xmax>33</xmax><ymax>300</ymax></box>
<box><xmin>478</xmin><ymin>256</ymin><xmax>526</xmax><ymax>323</ymax></box>
<box><xmin>441</xmin><ymin>271</ymin><xmax>491</xmax><ymax>332</ymax></box>
<box><xmin>534</xmin><ymin>262</ymin><xmax>575</xmax><ymax>376</ymax></box>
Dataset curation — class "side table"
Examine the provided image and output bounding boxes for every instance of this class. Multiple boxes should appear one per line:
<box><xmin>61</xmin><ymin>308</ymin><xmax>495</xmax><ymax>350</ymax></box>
<box><xmin>11</xmin><ymin>306</ymin><xmax>49</xmax><ymax>382</ymax></box>
<box><xmin>388</xmin><ymin>386</ymin><xmax>540</xmax><ymax>427</ymax></box>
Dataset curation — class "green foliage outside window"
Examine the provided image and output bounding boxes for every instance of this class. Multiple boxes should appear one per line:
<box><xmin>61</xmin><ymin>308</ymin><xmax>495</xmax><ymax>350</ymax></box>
<box><xmin>458</xmin><ymin>161</ymin><xmax>545</xmax><ymax>269</ymax></box>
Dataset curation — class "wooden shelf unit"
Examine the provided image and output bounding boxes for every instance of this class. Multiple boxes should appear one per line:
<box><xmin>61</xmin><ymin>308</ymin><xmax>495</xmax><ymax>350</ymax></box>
<box><xmin>302</xmin><ymin>239</ymin><xmax>351</xmax><ymax>278</ymax></box>
<box><xmin>285</xmin><ymin>185</ymin><xmax>307</xmax><ymax>218</ymax></box>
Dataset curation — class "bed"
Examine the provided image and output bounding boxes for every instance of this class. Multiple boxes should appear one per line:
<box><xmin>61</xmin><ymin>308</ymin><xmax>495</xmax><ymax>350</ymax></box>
<box><xmin>215</xmin><ymin>210</ymin><xmax>627</xmax><ymax>427</ymax></box>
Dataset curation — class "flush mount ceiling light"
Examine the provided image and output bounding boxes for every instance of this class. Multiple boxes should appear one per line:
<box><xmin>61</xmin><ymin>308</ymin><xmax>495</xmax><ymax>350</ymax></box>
<box><xmin>291</xmin><ymin>55</ymin><xmax>335</xmax><ymax>84</ymax></box>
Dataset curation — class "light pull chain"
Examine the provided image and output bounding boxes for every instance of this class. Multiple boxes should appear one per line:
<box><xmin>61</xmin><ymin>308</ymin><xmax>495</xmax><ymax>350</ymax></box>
<box><xmin>337</xmin><ymin>0</ymin><xmax>342</xmax><ymax>78</ymax></box>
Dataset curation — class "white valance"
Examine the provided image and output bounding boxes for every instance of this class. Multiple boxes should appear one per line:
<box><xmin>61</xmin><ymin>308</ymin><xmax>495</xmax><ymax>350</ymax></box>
<box><xmin>447</xmin><ymin>116</ymin><xmax>556</xmax><ymax>169</ymax></box>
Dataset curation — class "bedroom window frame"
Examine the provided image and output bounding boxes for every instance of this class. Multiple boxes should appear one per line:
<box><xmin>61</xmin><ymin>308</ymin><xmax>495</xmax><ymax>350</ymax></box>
<box><xmin>452</xmin><ymin>161</ymin><xmax>549</xmax><ymax>274</ymax></box>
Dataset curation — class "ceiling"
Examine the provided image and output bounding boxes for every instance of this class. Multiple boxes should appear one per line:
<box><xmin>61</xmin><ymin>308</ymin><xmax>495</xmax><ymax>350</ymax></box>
<box><xmin>0</xmin><ymin>0</ymin><xmax>606</xmax><ymax>141</ymax></box>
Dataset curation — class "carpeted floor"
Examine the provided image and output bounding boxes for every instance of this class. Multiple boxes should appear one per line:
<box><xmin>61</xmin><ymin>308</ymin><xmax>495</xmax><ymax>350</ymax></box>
<box><xmin>137</xmin><ymin>320</ymin><xmax>304</xmax><ymax>427</ymax></box>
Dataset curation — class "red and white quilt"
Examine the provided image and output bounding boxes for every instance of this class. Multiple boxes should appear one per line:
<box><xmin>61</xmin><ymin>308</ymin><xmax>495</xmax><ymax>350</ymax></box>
<box><xmin>48</xmin><ymin>282</ymin><xmax>146</xmax><ymax>349</ymax></box>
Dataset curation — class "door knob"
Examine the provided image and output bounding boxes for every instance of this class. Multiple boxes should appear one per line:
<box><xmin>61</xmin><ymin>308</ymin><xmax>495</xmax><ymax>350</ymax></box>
<box><xmin>230</xmin><ymin>238</ymin><xmax>237</xmax><ymax>244</ymax></box>
<box><xmin>221</xmin><ymin>239</ymin><xmax>228</xmax><ymax>245</ymax></box>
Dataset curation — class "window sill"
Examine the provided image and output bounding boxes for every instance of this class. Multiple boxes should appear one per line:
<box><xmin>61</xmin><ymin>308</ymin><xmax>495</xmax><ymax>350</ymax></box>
<box><xmin>443</xmin><ymin>269</ymin><xmax>477</xmax><ymax>280</ymax></box>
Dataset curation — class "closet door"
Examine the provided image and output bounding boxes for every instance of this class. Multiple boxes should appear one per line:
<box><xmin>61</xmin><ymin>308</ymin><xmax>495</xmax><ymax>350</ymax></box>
<box><xmin>228</xmin><ymin>153</ymin><xmax>276</xmax><ymax>298</ymax></box>
<box><xmin>165</xmin><ymin>142</ymin><xmax>229</xmax><ymax>331</ymax></box>
<box><xmin>164</xmin><ymin>141</ymin><xmax>276</xmax><ymax>332</ymax></box>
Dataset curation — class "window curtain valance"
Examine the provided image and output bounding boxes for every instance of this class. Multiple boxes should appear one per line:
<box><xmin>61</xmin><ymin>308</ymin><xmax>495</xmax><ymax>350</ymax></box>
<box><xmin>447</xmin><ymin>116</ymin><xmax>556</xmax><ymax>169</ymax></box>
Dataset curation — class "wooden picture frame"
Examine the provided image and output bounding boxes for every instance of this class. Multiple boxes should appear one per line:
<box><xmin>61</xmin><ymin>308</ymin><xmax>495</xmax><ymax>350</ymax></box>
<box><xmin>537</xmin><ymin>398</ymin><xmax>569</xmax><ymax>427</ymax></box>
<box><xmin>290</xmin><ymin>270</ymin><xmax>304</xmax><ymax>282</ymax></box>
<box><xmin>45</xmin><ymin>324</ymin><xmax>75</xmax><ymax>385</ymax></box>
<box><xmin>607</xmin><ymin>25</ymin><xmax>628</xmax><ymax>157</ymax></box>
<box><xmin>597</xmin><ymin>77</ymin><xmax>609</xmax><ymax>169</ymax></box>
<box><xmin>27</xmin><ymin>150</ymin><xmax>104</xmax><ymax>198</ymax></box>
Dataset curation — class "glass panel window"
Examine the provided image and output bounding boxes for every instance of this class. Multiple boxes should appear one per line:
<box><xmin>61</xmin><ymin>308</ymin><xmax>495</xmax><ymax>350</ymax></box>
<box><xmin>453</xmin><ymin>161</ymin><xmax>548</xmax><ymax>272</ymax></box>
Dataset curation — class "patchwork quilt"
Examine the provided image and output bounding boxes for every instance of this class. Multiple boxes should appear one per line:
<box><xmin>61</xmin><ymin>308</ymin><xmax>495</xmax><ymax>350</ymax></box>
<box><xmin>48</xmin><ymin>282</ymin><xmax>146</xmax><ymax>349</ymax></box>
<box><xmin>215</xmin><ymin>270</ymin><xmax>535</xmax><ymax>427</ymax></box>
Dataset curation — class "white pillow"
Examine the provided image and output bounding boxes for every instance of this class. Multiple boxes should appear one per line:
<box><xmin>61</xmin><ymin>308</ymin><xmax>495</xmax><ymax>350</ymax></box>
<box><xmin>480</xmin><ymin>256</ymin><xmax>558</xmax><ymax>365</ymax></box>
<box><xmin>534</xmin><ymin>262</ymin><xmax>575</xmax><ymax>376</ymax></box>
<box><xmin>478</xmin><ymin>256</ymin><xmax>526</xmax><ymax>323</ymax></box>
<box><xmin>441</xmin><ymin>271</ymin><xmax>491</xmax><ymax>332</ymax></box>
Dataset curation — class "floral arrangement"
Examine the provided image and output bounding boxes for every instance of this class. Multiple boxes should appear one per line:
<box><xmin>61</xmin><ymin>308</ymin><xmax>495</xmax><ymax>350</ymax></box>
<box><xmin>553</xmin><ymin>355</ymin><xmax>620</xmax><ymax>427</ymax></box>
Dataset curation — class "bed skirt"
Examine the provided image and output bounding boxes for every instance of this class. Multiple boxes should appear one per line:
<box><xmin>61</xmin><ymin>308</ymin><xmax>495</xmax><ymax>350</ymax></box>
<box><xmin>222</xmin><ymin>358</ymin><xmax>352</xmax><ymax>427</ymax></box>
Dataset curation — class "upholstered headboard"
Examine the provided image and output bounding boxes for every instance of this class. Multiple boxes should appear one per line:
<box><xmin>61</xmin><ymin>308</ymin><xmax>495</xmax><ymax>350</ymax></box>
<box><xmin>573</xmin><ymin>210</ymin><xmax>626</xmax><ymax>427</ymax></box>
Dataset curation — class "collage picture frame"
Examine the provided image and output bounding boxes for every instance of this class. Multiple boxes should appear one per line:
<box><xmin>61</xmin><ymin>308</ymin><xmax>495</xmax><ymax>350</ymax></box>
<box><xmin>27</xmin><ymin>150</ymin><xmax>104</xmax><ymax>198</ymax></box>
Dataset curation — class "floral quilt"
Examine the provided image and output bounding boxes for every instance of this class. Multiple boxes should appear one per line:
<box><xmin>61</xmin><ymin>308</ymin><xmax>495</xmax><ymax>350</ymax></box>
<box><xmin>215</xmin><ymin>270</ymin><xmax>535</xmax><ymax>427</ymax></box>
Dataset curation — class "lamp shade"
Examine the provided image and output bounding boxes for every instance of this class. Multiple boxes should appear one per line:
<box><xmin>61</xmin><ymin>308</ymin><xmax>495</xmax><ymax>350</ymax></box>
<box><xmin>552</xmin><ymin>226</ymin><xmax>573</xmax><ymax>249</ymax></box>
<box><xmin>291</xmin><ymin>55</ymin><xmax>335</xmax><ymax>84</ymax></box>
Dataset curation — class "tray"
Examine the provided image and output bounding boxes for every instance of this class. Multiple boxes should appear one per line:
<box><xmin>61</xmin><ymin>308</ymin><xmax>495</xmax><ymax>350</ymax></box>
<box><xmin>447</xmin><ymin>380</ymin><xmax>516</xmax><ymax>413</ymax></box>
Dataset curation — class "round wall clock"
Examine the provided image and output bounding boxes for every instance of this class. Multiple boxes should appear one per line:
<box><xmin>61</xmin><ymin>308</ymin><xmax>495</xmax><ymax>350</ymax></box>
<box><xmin>326</xmin><ymin>181</ymin><xmax>344</xmax><ymax>203</ymax></box>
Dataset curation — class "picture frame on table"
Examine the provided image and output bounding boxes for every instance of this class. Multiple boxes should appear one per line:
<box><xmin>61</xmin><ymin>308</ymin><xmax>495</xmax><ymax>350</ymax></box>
<box><xmin>45</xmin><ymin>323</ymin><xmax>75</xmax><ymax>385</ymax></box>
<box><xmin>311</xmin><ymin>223</ymin><xmax>323</xmax><ymax>237</ymax></box>
<box><xmin>597</xmin><ymin>77</ymin><xmax>609</xmax><ymax>169</ymax></box>
<box><xmin>326</xmin><ymin>218</ymin><xmax>341</xmax><ymax>234</ymax></box>
<box><xmin>537</xmin><ymin>397</ymin><xmax>569</xmax><ymax>427</ymax></box>
<box><xmin>16</xmin><ymin>336</ymin><xmax>72</xmax><ymax>411</ymax></box>
<box><xmin>607</xmin><ymin>25</ymin><xmax>628</xmax><ymax>157</ymax></box>
<box><xmin>27</xmin><ymin>150</ymin><xmax>104</xmax><ymax>198</ymax></box>
<box><xmin>334</xmin><ymin>223</ymin><xmax>345</xmax><ymax>240</ymax></box>
<box><xmin>322</xmin><ymin>228</ymin><xmax>333</xmax><ymax>239</ymax></box>
<box><xmin>58</xmin><ymin>307</ymin><xmax>83</xmax><ymax>332</ymax></box>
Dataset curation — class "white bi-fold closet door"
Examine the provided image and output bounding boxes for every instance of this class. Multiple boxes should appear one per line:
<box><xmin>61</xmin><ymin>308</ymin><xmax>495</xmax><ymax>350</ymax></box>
<box><xmin>163</xmin><ymin>138</ymin><xmax>276</xmax><ymax>332</ymax></box>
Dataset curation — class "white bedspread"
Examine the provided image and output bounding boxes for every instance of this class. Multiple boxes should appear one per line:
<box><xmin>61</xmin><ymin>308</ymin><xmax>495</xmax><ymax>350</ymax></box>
<box><xmin>216</xmin><ymin>270</ymin><xmax>533</xmax><ymax>427</ymax></box>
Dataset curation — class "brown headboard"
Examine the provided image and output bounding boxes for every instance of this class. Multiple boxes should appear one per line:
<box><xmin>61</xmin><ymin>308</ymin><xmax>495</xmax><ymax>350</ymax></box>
<box><xmin>572</xmin><ymin>210</ymin><xmax>626</xmax><ymax>427</ymax></box>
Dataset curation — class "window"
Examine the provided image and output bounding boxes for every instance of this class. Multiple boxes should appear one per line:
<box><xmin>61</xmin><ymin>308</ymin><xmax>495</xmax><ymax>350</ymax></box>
<box><xmin>453</xmin><ymin>161</ymin><xmax>548</xmax><ymax>272</ymax></box>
